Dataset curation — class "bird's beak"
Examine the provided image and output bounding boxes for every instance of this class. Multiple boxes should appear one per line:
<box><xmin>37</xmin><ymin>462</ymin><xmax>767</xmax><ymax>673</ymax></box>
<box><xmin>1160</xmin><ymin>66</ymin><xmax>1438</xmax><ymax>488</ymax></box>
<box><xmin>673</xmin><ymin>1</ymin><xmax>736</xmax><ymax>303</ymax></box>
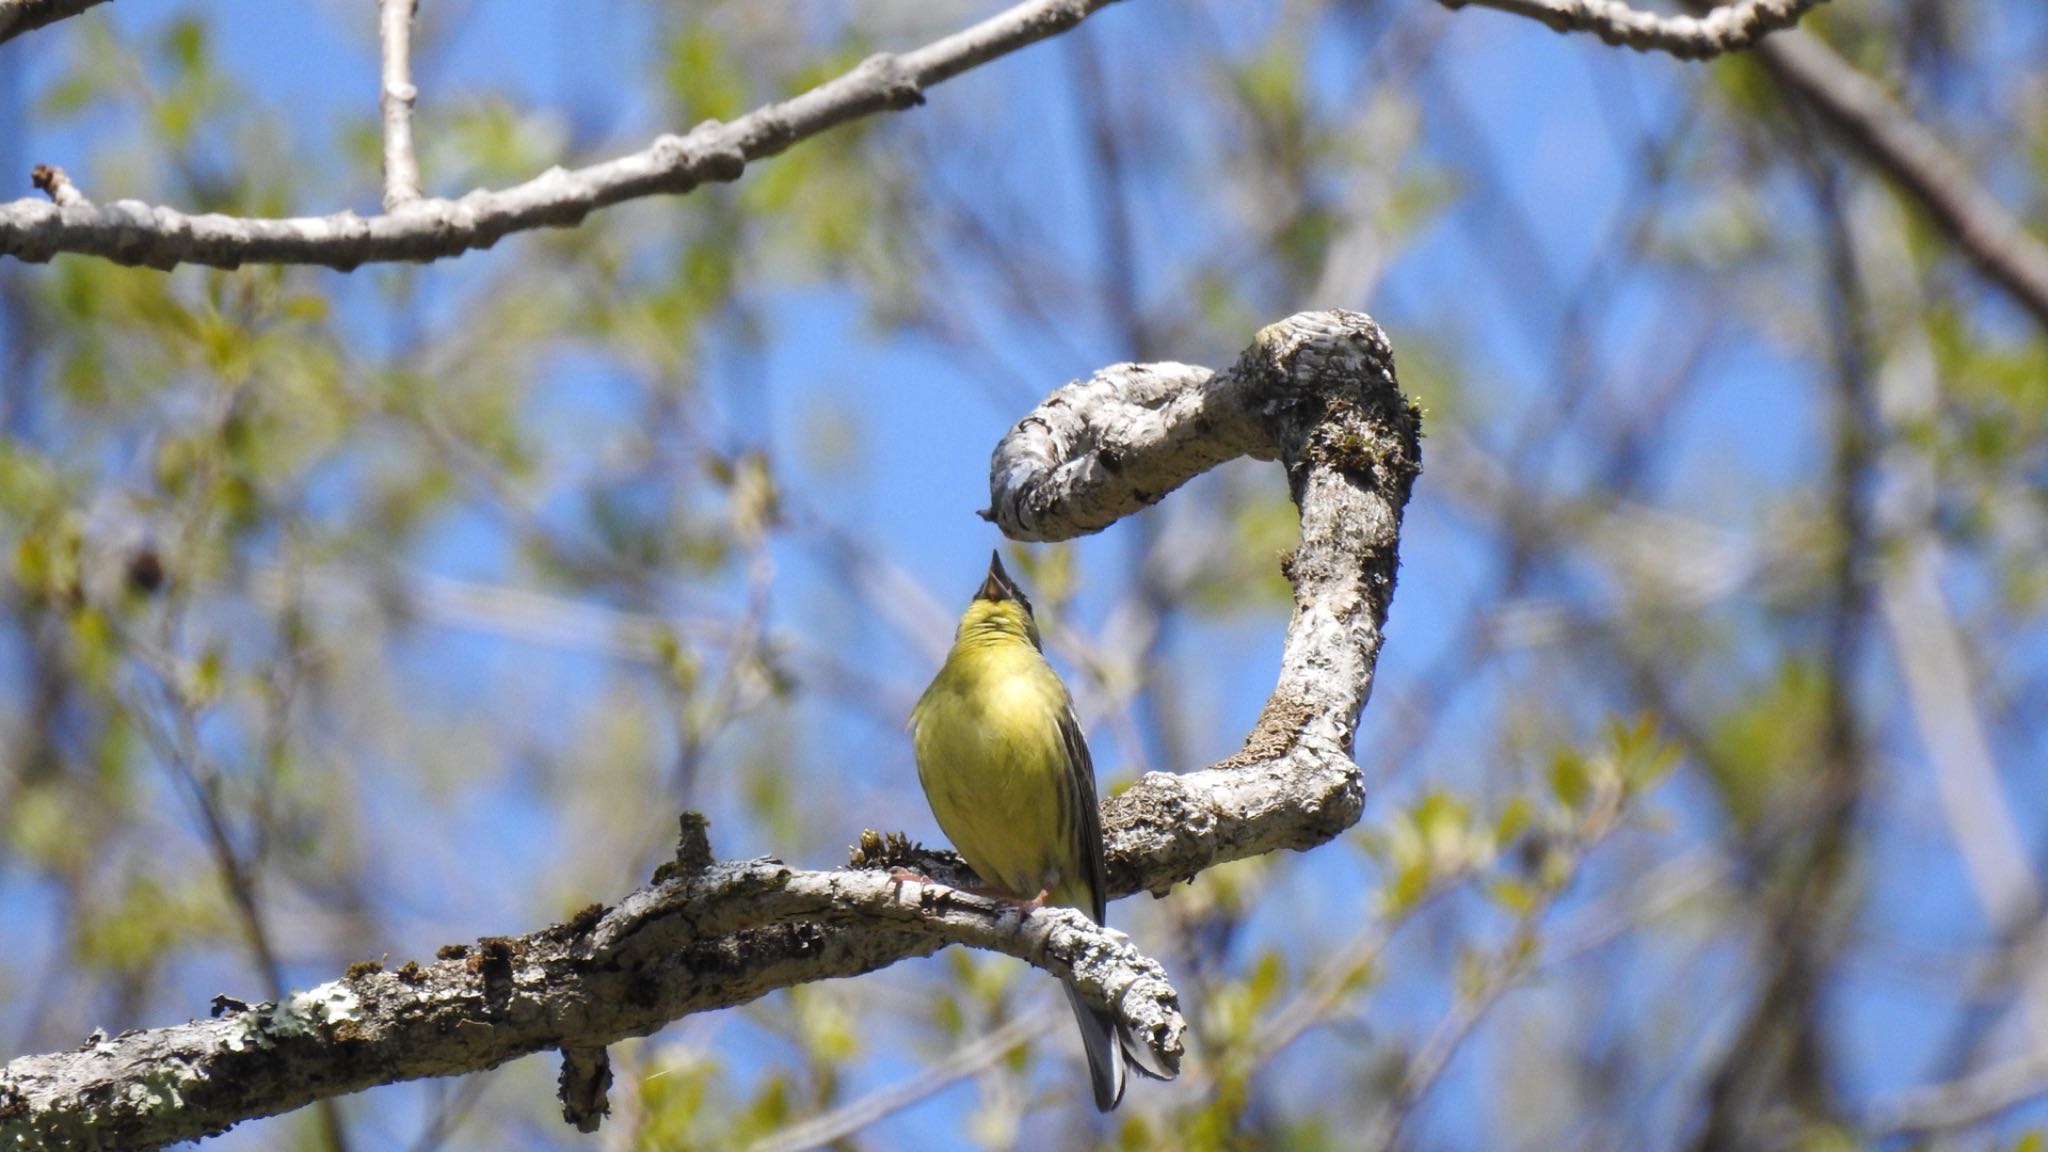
<box><xmin>976</xmin><ymin>550</ymin><xmax>1019</xmax><ymax>603</ymax></box>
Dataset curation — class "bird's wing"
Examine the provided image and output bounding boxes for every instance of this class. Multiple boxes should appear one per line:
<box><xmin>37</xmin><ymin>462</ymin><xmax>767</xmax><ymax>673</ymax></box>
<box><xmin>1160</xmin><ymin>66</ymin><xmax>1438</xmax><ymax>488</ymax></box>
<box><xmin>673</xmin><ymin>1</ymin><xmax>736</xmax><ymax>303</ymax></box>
<box><xmin>1057</xmin><ymin>699</ymin><xmax>1108</xmax><ymax>925</ymax></box>
<box><xmin>1057</xmin><ymin>697</ymin><xmax>1176</xmax><ymax>1087</ymax></box>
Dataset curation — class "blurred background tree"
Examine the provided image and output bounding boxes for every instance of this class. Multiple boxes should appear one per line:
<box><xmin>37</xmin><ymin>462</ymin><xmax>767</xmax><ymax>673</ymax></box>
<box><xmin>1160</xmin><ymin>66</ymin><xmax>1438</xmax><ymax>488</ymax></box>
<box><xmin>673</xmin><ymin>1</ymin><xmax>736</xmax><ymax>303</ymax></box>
<box><xmin>2</xmin><ymin>0</ymin><xmax>2045</xmax><ymax>1149</ymax></box>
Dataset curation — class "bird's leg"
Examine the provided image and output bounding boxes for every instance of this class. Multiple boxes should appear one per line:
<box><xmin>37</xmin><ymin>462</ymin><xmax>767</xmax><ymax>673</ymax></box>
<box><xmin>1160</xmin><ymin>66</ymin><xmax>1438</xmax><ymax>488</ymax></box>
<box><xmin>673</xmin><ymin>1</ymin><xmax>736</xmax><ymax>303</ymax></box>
<box><xmin>894</xmin><ymin>871</ymin><xmax>1051</xmax><ymax>914</ymax></box>
<box><xmin>964</xmin><ymin>886</ymin><xmax>1050</xmax><ymax>914</ymax></box>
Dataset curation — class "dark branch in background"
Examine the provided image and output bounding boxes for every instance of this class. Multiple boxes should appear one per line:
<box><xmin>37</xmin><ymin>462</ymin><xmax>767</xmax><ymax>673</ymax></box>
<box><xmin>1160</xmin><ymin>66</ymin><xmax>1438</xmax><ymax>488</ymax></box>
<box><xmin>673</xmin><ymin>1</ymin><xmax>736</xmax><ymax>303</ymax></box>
<box><xmin>0</xmin><ymin>311</ymin><xmax>1419</xmax><ymax>1149</ymax></box>
<box><xmin>1437</xmin><ymin>0</ymin><xmax>1827</xmax><ymax>60</ymax></box>
<box><xmin>1454</xmin><ymin>0</ymin><xmax>2048</xmax><ymax>330</ymax></box>
<box><xmin>0</xmin><ymin>0</ymin><xmax>1125</xmax><ymax>270</ymax></box>
<box><xmin>1685</xmin><ymin>123</ymin><xmax>1875</xmax><ymax>1152</ymax></box>
<box><xmin>0</xmin><ymin>0</ymin><xmax>108</xmax><ymax>46</ymax></box>
<box><xmin>1745</xmin><ymin>27</ymin><xmax>2048</xmax><ymax>332</ymax></box>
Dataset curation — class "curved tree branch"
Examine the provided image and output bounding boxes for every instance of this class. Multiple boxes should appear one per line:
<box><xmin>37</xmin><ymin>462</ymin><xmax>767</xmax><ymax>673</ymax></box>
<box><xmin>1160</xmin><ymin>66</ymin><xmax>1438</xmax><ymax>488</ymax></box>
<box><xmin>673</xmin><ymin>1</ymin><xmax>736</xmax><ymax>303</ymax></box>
<box><xmin>0</xmin><ymin>0</ymin><xmax>1123</xmax><ymax>271</ymax></box>
<box><xmin>990</xmin><ymin>310</ymin><xmax>1420</xmax><ymax>891</ymax></box>
<box><xmin>0</xmin><ymin>309</ymin><xmax>1419</xmax><ymax>1148</ymax></box>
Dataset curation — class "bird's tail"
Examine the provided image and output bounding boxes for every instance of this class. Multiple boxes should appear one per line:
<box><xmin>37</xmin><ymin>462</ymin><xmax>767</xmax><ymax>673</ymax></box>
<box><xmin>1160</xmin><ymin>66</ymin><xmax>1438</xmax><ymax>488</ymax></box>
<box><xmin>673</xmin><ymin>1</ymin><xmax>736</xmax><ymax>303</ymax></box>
<box><xmin>1064</xmin><ymin>983</ymin><xmax>1126</xmax><ymax>1113</ymax></box>
<box><xmin>1065</xmin><ymin>983</ymin><xmax>1177</xmax><ymax>1112</ymax></box>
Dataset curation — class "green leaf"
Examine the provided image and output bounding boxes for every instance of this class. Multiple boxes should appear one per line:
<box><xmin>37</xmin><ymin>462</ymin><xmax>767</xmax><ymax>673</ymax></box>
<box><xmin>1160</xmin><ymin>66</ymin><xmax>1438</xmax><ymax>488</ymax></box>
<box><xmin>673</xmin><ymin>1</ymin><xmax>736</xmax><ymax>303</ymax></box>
<box><xmin>1549</xmin><ymin>748</ymin><xmax>1591</xmax><ymax>810</ymax></box>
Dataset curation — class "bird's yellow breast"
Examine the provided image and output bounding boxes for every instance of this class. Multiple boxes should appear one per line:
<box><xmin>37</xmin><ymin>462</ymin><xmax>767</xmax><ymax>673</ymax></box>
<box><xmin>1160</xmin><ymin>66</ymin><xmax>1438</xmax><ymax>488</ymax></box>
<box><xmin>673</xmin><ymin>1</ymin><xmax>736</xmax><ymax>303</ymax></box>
<box><xmin>911</xmin><ymin>635</ymin><xmax>1080</xmax><ymax>904</ymax></box>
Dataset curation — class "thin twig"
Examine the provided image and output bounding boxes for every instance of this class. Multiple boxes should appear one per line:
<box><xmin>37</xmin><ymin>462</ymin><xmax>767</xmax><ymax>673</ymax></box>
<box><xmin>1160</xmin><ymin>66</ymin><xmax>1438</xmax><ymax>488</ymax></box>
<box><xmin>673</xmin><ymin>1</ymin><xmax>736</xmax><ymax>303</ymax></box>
<box><xmin>377</xmin><ymin>0</ymin><xmax>423</xmax><ymax>209</ymax></box>
<box><xmin>1849</xmin><ymin>182</ymin><xmax>2045</xmax><ymax>1000</ymax></box>
<box><xmin>744</xmin><ymin>1010</ymin><xmax>1058</xmax><ymax>1152</ymax></box>
<box><xmin>1866</xmin><ymin>1047</ymin><xmax>2048</xmax><ymax>1136</ymax></box>
<box><xmin>1360</xmin><ymin>787</ymin><xmax>1627</xmax><ymax>1151</ymax></box>
<box><xmin>1232</xmin><ymin>885</ymin><xmax>1450</xmax><ymax>1077</ymax></box>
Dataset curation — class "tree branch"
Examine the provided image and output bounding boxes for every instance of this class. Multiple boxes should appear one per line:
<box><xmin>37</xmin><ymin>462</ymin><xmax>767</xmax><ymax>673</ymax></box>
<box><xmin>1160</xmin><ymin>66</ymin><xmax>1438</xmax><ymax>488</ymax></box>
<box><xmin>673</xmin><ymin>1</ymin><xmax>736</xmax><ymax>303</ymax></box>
<box><xmin>0</xmin><ymin>0</ymin><xmax>107</xmax><ymax>46</ymax></box>
<box><xmin>0</xmin><ymin>0</ymin><xmax>1124</xmax><ymax>271</ymax></box>
<box><xmin>377</xmin><ymin>0</ymin><xmax>423</xmax><ymax>211</ymax></box>
<box><xmin>0</xmin><ymin>309</ymin><xmax>1420</xmax><ymax>1147</ymax></box>
<box><xmin>990</xmin><ymin>310</ymin><xmax>1420</xmax><ymax>889</ymax></box>
<box><xmin>1747</xmin><ymin>23</ymin><xmax>2048</xmax><ymax>331</ymax></box>
<box><xmin>1437</xmin><ymin>0</ymin><xmax>1826</xmax><ymax>60</ymax></box>
<box><xmin>0</xmin><ymin>856</ymin><xmax>1182</xmax><ymax>1151</ymax></box>
<box><xmin>1865</xmin><ymin>1047</ymin><xmax>2048</xmax><ymax>1136</ymax></box>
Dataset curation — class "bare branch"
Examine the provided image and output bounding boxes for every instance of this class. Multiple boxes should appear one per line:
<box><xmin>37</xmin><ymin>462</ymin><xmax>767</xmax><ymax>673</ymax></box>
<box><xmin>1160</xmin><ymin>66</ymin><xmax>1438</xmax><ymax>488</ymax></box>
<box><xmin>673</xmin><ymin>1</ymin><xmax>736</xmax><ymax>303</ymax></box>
<box><xmin>0</xmin><ymin>0</ymin><xmax>1124</xmax><ymax>270</ymax></box>
<box><xmin>0</xmin><ymin>0</ymin><xmax>107</xmax><ymax>46</ymax></box>
<box><xmin>378</xmin><ymin>0</ymin><xmax>423</xmax><ymax>210</ymax></box>
<box><xmin>1439</xmin><ymin>0</ymin><xmax>1826</xmax><ymax>60</ymax></box>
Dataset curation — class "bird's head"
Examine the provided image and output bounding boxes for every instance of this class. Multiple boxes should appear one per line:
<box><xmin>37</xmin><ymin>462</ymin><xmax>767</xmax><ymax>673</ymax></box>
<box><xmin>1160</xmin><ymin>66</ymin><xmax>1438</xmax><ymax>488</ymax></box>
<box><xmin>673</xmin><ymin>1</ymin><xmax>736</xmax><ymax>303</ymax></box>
<box><xmin>957</xmin><ymin>550</ymin><xmax>1041</xmax><ymax>648</ymax></box>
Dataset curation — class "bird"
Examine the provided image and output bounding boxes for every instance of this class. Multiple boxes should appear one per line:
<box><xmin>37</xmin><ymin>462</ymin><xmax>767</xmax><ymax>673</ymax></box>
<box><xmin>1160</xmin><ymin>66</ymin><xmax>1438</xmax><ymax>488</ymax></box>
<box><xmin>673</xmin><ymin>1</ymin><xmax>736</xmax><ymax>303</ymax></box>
<box><xmin>909</xmin><ymin>549</ymin><xmax>1172</xmax><ymax>1111</ymax></box>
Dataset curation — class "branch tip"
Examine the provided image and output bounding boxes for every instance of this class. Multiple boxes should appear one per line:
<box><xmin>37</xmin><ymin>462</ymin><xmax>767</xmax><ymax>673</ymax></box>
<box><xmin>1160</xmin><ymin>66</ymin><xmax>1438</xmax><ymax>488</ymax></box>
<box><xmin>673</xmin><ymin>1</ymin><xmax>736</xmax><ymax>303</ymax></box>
<box><xmin>674</xmin><ymin>811</ymin><xmax>714</xmax><ymax>873</ymax></box>
<box><xmin>29</xmin><ymin>163</ymin><xmax>89</xmax><ymax>208</ymax></box>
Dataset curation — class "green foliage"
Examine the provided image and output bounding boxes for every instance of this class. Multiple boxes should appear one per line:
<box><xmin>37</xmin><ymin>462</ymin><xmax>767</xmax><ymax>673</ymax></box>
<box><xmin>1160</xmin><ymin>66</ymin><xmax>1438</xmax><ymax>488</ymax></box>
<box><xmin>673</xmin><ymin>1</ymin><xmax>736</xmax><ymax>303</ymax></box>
<box><xmin>72</xmin><ymin>868</ymin><xmax>226</xmax><ymax>976</ymax></box>
<box><xmin>1704</xmin><ymin>659</ymin><xmax>1826</xmax><ymax>831</ymax></box>
<box><xmin>634</xmin><ymin>1048</ymin><xmax>718</xmax><ymax>1149</ymax></box>
<box><xmin>665</xmin><ymin>23</ymin><xmax>750</xmax><ymax>125</ymax></box>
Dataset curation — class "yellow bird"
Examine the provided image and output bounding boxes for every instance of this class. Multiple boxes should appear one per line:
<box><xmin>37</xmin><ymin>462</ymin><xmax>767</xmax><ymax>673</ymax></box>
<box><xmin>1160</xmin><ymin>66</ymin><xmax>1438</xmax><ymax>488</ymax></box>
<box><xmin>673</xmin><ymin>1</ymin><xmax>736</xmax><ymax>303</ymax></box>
<box><xmin>910</xmin><ymin>550</ymin><xmax>1168</xmax><ymax>1111</ymax></box>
